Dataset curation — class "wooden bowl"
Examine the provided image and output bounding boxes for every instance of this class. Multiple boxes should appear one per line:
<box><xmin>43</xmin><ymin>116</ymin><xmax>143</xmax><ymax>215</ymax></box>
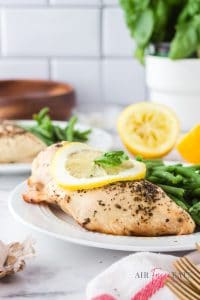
<box><xmin>0</xmin><ymin>79</ymin><xmax>76</xmax><ymax>120</ymax></box>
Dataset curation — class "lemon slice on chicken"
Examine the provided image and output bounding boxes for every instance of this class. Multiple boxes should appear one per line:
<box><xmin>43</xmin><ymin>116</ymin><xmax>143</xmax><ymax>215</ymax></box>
<box><xmin>51</xmin><ymin>142</ymin><xmax>146</xmax><ymax>190</ymax></box>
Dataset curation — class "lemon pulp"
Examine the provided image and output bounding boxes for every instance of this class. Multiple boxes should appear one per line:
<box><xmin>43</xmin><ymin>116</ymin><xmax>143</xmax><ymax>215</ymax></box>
<box><xmin>51</xmin><ymin>142</ymin><xmax>146</xmax><ymax>190</ymax></box>
<box><xmin>118</xmin><ymin>102</ymin><xmax>180</xmax><ymax>158</ymax></box>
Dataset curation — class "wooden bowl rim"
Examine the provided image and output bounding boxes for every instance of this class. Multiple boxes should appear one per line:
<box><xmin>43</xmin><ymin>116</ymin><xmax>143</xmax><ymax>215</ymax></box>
<box><xmin>0</xmin><ymin>79</ymin><xmax>74</xmax><ymax>99</ymax></box>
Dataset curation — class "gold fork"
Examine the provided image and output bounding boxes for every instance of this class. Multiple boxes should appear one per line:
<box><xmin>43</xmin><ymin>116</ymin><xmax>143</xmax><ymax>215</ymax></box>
<box><xmin>196</xmin><ymin>243</ymin><xmax>200</xmax><ymax>252</ymax></box>
<box><xmin>166</xmin><ymin>275</ymin><xmax>200</xmax><ymax>300</ymax></box>
<box><xmin>165</xmin><ymin>243</ymin><xmax>200</xmax><ymax>299</ymax></box>
<box><xmin>173</xmin><ymin>256</ymin><xmax>200</xmax><ymax>292</ymax></box>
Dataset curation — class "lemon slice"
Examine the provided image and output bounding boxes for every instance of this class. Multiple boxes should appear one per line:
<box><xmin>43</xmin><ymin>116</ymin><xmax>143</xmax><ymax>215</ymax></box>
<box><xmin>117</xmin><ymin>102</ymin><xmax>180</xmax><ymax>158</ymax></box>
<box><xmin>51</xmin><ymin>142</ymin><xmax>146</xmax><ymax>190</ymax></box>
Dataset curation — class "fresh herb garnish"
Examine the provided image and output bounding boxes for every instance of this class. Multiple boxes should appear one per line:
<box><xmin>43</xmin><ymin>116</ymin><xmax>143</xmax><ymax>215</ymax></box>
<box><xmin>94</xmin><ymin>151</ymin><xmax>129</xmax><ymax>168</ymax></box>
<box><xmin>136</xmin><ymin>156</ymin><xmax>200</xmax><ymax>226</ymax></box>
<box><xmin>24</xmin><ymin>107</ymin><xmax>92</xmax><ymax>145</ymax></box>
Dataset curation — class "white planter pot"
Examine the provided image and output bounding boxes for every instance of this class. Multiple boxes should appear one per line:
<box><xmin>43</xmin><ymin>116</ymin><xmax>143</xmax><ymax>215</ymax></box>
<box><xmin>146</xmin><ymin>55</ymin><xmax>200</xmax><ymax>131</ymax></box>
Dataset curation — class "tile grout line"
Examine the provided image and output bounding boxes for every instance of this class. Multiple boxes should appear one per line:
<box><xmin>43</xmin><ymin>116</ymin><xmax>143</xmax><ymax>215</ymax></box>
<box><xmin>99</xmin><ymin>3</ymin><xmax>105</xmax><ymax>104</ymax></box>
<box><xmin>0</xmin><ymin>8</ymin><xmax>3</xmax><ymax>57</ymax></box>
<box><xmin>0</xmin><ymin>56</ymin><xmax>103</xmax><ymax>60</ymax></box>
<box><xmin>0</xmin><ymin>5</ymin><xmax>103</xmax><ymax>9</ymax></box>
<box><xmin>47</xmin><ymin>57</ymin><xmax>51</xmax><ymax>80</ymax></box>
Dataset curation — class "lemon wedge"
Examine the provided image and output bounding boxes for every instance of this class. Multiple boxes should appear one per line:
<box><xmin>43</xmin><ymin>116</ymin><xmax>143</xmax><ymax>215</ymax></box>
<box><xmin>177</xmin><ymin>124</ymin><xmax>200</xmax><ymax>163</ymax></box>
<box><xmin>51</xmin><ymin>142</ymin><xmax>146</xmax><ymax>190</ymax></box>
<box><xmin>117</xmin><ymin>102</ymin><xmax>180</xmax><ymax>158</ymax></box>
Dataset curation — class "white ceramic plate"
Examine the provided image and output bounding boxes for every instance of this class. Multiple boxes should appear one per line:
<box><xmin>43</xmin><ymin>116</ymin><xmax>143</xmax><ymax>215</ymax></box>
<box><xmin>0</xmin><ymin>120</ymin><xmax>113</xmax><ymax>174</ymax></box>
<box><xmin>9</xmin><ymin>181</ymin><xmax>200</xmax><ymax>252</ymax></box>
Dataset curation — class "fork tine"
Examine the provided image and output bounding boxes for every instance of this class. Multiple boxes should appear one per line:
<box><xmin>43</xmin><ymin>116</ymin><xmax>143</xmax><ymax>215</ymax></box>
<box><xmin>174</xmin><ymin>258</ymin><xmax>200</xmax><ymax>282</ymax></box>
<box><xmin>174</xmin><ymin>260</ymin><xmax>199</xmax><ymax>291</ymax></box>
<box><xmin>166</xmin><ymin>281</ymin><xmax>190</xmax><ymax>300</ymax></box>
<box><xmin>174</xmin><ymin>258</ymin><xmax>200</xmax><ymax>292</ymax></box>
<box><xmin>172</xmin><ymin>275</ymin><xmax>200</xmax><ymax>299</ymax></box>
<box><xmin>183</xmin><ymin>257</ymin><xmax>200</xmax><ymax>276</ymax></box>
<box><xmin>196</xmin><ymin>243</ymin><xmax>200</xmax><ymax>251</ymax></box>
<box><xmin>173</xmin><ymin>273</ymin><xmax>194</xmax><ymax>288</ymax></box>
<box><xmin>166</xmin><ymin>277</ymin><xmax>200</xmax><ymax>300</ymax></box>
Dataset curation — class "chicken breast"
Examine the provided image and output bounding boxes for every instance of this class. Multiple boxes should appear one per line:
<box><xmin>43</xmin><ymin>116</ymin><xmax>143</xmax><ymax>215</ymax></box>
<box><xmin>0</xmin><ymin>121</ymin><xmax>46</xmax><ymax>163</ymax></box>
<box><xmin>23</xmin><ymin>143</ymin><xmax>195</xmax><ymax>236</ymax></box>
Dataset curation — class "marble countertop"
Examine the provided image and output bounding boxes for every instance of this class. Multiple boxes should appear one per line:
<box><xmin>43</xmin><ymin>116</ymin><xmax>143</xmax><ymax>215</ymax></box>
<box><xmin>0</xmin><ymin>174</ymin><xmax>129</xmax><ymax>300</ymax></box>
<box><xmin>0</xmin><ymin>172</ymin><xmax>188</xmax><ymax>300</ymax></box>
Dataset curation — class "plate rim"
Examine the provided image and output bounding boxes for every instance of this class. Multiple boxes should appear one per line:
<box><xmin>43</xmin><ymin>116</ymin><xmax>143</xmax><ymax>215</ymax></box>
<box><xmin>9</xmin><ymin>181</ymin><xmax>200</xmax><ymax>252</ymax></box>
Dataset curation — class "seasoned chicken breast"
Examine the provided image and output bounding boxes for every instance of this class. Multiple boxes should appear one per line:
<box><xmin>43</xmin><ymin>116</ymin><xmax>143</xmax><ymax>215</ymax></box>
<box><xmin>23</xmin><ymin>143</ymin><xmax>195</xmax><ymax>236</ymax></box>
<box><xmin>0</xmin><ymin>121</ymin><xmax>46</xmax><ymax>163</ymax></box>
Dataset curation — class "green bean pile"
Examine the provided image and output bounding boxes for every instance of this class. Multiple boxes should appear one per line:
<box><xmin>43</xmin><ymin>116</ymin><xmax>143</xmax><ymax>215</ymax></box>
<box><xmin>136</xmin><ymin>157</ymin><xmax>200</xmax><ymax>225</ymax></box>
<box><xmin>23</xmin><ymin>107</ymin><xmax>92</xmax><ymax>146</ymax></box>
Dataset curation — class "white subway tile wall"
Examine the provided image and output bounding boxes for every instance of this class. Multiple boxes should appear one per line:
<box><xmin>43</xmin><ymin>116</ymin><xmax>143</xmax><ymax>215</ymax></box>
<box><xmin>0</xmin><ymin>0</ymin><xmax>47</xmax><ymax>5</ymax></box>
<box><xmin>0</xmin><ymin>59</ymin><xmax>48</xmax><ymax>79</ymax></box>
<box><xmin>102</xmin><ymin>0</ymin><xmax>118</xmax><ymax>5</ymax></box>
<box><xmin>0</xmin><ymin>1</ymin><xmax>146</xmax><ymax>105</ymax></box>
<box><xmin>103</xmin><ymin>8</ymin><xmax>135</xmax><ymax>57</ymax></box>
<box><xmin>52</xmin><ymin>59</ymin><xmax>101</xmax><ymax>104</ymax></box>
<box><xmin>50</xmin><ymin>1</ymin><xmax>101</xmax><ymax>5</ymax></box>
<box><xmin>2</xmin><ymin>9</ymin><xmax>100</xmax><ymax>56</ymax></box>
<box><xmin>102</xmin><ymin>59</ymin><xmax>145</xmax><ymax>104</ymax></box>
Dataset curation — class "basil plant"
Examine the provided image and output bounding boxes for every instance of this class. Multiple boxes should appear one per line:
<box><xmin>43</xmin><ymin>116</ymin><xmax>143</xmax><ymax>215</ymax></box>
<box><xmin>120</xmin><ymin>0</ymin><xmax>200</xmax><ymax>63</ymax></box>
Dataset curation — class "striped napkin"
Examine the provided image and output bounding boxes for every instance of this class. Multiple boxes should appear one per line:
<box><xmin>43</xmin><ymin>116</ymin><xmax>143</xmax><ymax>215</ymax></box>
<box><xmin>86</xmin><ymin>251</ymin><xmax>200</xmax><ymax>300</ymax></box>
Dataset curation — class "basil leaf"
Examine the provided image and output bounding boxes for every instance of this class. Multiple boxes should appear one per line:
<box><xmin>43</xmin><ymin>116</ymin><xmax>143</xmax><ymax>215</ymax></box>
<box><xmin>152</xmin><ymin>0</ymin><xmax>169</xmax><ymax>42</ymax></box>
<box><xmin>178</xmin><ymin>0</ymin><xmax>200</xmax><ymax>23</ymax></box>
<box><xmin>169</xmin><ymin>20</ymin><xmax>199</xmax><ymax>59</ymax></box>
<box><xmin>94</xmin><ymin>151</ymin><xmax>129</xmax><ymax>168</ymax></box>
<box><xmin>120</xmin><ymin>0</ymin><xmax>200</xmax><ymax>61</ymax></box>
<box><xmin>135</xmin><ymin>46</ymin><xmax>145</xmax><ymax>64</ymax></box>
<box><xmin>134</xmin><ymin>9</ymin><xmax>154</xmax><ymax>47</ymax></box>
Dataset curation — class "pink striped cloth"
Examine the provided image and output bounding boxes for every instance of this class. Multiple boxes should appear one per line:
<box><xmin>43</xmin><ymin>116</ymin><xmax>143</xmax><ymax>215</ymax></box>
<box><xmin>86</xmin><ymin>252</ymin><xmax>184</xmax><ymax>300</ymax></box>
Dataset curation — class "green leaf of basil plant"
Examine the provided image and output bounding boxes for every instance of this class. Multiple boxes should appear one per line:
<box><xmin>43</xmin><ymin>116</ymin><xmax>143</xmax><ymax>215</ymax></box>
<box><xmin>169</xmin><ymin>20</ymin><xmax>199</xmax><ymax>59</ymax></box>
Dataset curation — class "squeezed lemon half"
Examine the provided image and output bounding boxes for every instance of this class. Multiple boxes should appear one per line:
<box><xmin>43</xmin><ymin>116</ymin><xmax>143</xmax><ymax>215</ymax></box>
<box><xmin>117</xmin><ymin>102</ymin><xmax>180</xmax><ymax>158</ymax></box>
<box><xmin>51</xmin><ymin>142</ymin><xmax>146</xmax><ymax>190</ymax></box>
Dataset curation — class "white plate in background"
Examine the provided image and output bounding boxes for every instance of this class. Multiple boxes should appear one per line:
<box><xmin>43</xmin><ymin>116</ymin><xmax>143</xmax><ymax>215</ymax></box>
<box><xmin>9</xmin><ymin>181</ymin><xmax>200</xmax><ymax>252</ymax></box>
<box><xmin>0</xmin><ymin>120</ymin><xmax>113</xmax><ymax>174</ymax></box>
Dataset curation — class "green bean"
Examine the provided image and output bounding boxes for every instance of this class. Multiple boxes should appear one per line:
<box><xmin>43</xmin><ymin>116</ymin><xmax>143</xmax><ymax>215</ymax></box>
<box><xmin>151</xmin><ymin>170</ymin><xmax>183</xmax><ymax>184</ymax></box>
<box><xmin>28</xmin><ymin>127</ymin><xmax>52</xmax><ymax>145</ymax></box>
<box><xmin>168</xmin><ymin>194</ymin><xmax>190</xmax><ymax>210</ymax></box>
<box><xmin>189</xmin><ymin>202</ymin><xmax>200</xmax><ymax>225</ymax></box>
<box><xmin>185</xmin><ymin>165</ymin><xmax>200</xmax><ymax>171</ymax></box>
<box><xmin>140</xmin><ymin>157</ymin><xmax>200</xmax><ymax>225</ymax></box>
<box><xmin>53</xmin><ymin>126</ymin><xmax>66</xmax><ymax>141</ymax></box>
<box><xmin>192</xmin><ymin>198</ymin><xmax>200</xmax><ymax>205</ymax></box>
<box><xmin>173</xmin><ymin>166</ymin><xmax>199</xmax><ymax>180</ymax></box>
<box><xmin>40</xmin><ymin>116</ymin><xmax>52</xmax><ymax>131</ymax></box>
<box><xmin>158</xmin><ymin>184</ymin><xmax>185</xmax><ymax>198</ymax></box>
<box><xmin>147</xmin><ymin>176</ymin><xmax>163</xmax><ymax>184</ymax></box>
<box><xmin>192</xmin><ymin>188</ymin><xmax>200</xmax><ymax>197</ymax></box>
<box><xmin>33</xmin><ymin>107</ymin><xmax>49</xmax><ymax>124</ymax></box>
<box><xmin>136</xmin><ymin>157</ymin><xmax>164</xmax><ymax>166</ymax></box>
<box><xmin>73</xmin><ymin>129</ymin><xmax>92</xmax><ymax>142</ymax></box>
<box><xmin>33</xmin><ymin>126</ymin><xmax>53</xmax><ymax>139</ymax></box>
<box><xmin>65</xmin><ymin>115</ymin><xmax>77</xmax><ymax>141</ymax></box>
<box><xmin>25</xmin><ymin>108</ymin><xmax>92</xmax><ymax>145</ymax></box>
<box><xmin>182</xmin><ymin>179</ymin><xmax>199</xmax><ymax>191</ymax></box>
